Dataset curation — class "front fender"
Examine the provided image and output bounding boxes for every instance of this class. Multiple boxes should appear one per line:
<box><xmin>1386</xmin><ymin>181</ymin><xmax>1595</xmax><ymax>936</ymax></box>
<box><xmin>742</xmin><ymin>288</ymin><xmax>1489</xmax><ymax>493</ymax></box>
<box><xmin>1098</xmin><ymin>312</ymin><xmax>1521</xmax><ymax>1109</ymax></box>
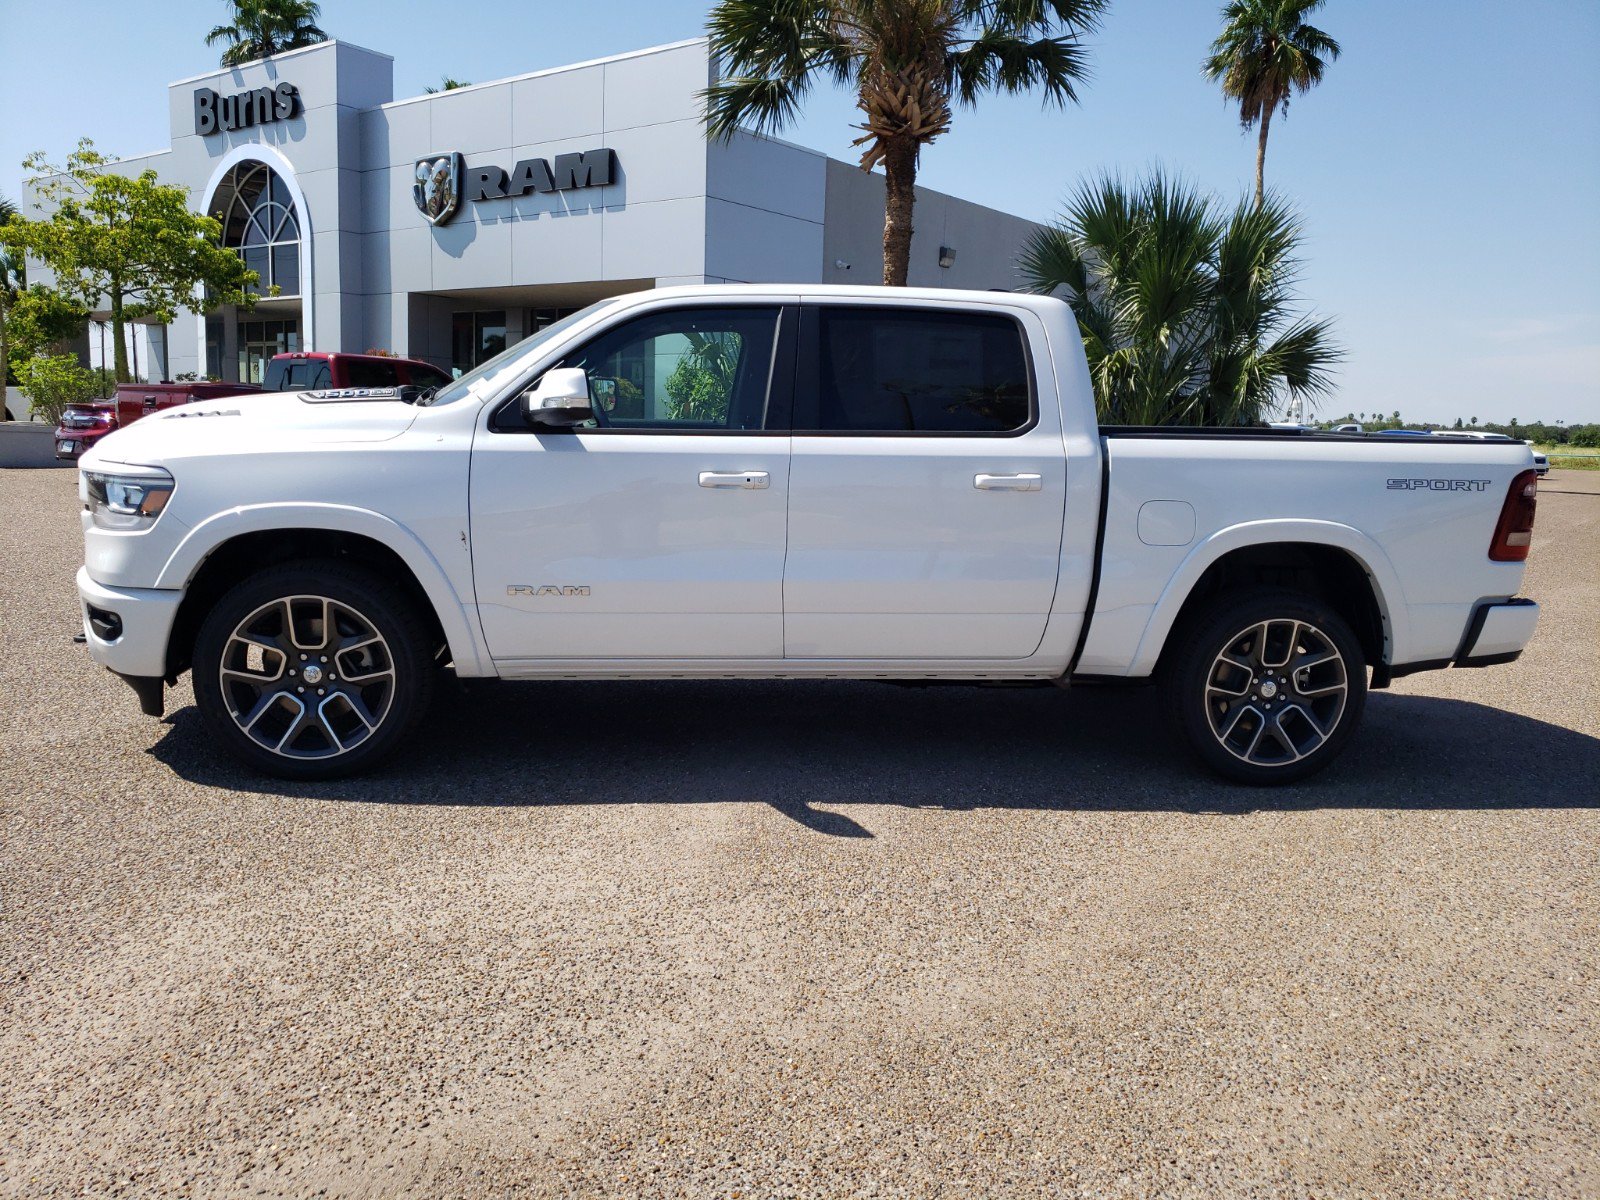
<box><xmin>1125</xmin><ymin>518</ymin><xmax>1412</xmax><ymax>677</ymax></box>
<box><xmin>156</xmin><ymin>502</ymin><xmax>493</xmax><ymax>677</ymax></box>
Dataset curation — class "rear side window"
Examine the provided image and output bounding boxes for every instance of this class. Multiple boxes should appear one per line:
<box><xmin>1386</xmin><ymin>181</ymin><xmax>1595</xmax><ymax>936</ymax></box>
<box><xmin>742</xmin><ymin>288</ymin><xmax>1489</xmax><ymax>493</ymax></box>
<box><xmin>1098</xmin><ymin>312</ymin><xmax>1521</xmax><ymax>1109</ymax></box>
<box><xmin>344</xmin><ymin>359</ymin><xmax>401</xmax><ymax>388</ymax></box>
<box><xmin>266</xmin><ymin>360</ymin><xmax>329</xmax><ymax>390</ymax></box>
<box><xmin>797</xmin><ymin>306</ymin><xmax>1031</xmax><ymax>433</ymax></box>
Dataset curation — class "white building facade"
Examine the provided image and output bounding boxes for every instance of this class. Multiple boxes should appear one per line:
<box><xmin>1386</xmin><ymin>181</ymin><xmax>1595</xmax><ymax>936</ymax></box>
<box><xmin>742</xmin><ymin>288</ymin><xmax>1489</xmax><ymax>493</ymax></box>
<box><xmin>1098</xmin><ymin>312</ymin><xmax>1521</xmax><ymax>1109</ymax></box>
<box><xmin>24</xmin><ymin>38</ymin><xmax>1042</xmax><ymax>386</ymax></box>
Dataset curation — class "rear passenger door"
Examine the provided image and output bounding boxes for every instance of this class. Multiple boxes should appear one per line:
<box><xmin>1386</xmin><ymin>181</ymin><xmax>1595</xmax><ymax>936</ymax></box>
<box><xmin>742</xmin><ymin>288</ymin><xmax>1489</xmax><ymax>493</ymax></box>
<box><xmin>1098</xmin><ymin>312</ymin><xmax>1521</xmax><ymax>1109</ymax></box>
<box><xmin>783</xmin><ymin>302</ymin><xmax>1066</xmax><ymax>660</ymax></box>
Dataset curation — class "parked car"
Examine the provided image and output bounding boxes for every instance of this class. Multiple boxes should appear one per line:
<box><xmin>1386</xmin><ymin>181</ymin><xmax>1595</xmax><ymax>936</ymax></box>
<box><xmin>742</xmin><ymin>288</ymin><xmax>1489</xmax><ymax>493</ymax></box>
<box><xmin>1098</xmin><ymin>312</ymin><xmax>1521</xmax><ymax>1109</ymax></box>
<box><xmin>1332</xmin><ymin>422</ymin><xmax>1363</xmax><ymax>434</ymax></box>
<box><xmin>1434</xmin><ymin>431</ymin><xmax>1548</xmax><ymax>476</ymax></box>
<box><xmin>54</xmin><ymin>381</ymin><xmax>262</xmax><ymax>460</ymax></box>
<box><xmin>262</xmin><ymin>351</ymin><xmax>453</xmax><ymax>393</ymax></box>
<box><xmin>73</xmin><ymin>285</ymin><xmax>1541</xmax><ymax>785</ymax></box>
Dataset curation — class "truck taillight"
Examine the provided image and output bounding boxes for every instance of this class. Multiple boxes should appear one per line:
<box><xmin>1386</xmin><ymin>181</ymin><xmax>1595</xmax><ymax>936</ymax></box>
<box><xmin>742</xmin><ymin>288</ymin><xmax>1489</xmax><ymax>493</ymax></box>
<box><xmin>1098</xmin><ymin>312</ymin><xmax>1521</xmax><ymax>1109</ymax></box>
<box><xmin>1488</xmin><ymin>469</ymin><xmax>1538</xmax><ymax>562</ymax></box>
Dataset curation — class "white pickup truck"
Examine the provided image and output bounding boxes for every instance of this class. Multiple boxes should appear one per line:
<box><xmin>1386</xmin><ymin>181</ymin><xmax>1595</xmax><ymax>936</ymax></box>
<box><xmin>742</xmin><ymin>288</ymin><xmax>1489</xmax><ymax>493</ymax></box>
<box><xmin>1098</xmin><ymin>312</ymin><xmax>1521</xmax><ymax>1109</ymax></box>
<box><xmin>75</xmin><ymin>286</ymin><xmax>1541</xmax><ymax>784</ymax></box>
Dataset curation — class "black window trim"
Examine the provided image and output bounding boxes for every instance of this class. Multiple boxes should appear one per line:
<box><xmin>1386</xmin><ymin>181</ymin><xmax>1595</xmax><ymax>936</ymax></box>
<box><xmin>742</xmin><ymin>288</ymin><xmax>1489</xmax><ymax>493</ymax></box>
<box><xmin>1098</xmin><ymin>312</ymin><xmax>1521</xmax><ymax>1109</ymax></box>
<box><xmin>487</xmin><ymin>302</ymin><xmax>798</xmax><ymax>436</ymax></box>
<box><xmin>792</xmin><ymin>302</ymin><xmax>1039</xmax><ymax>439</ymax></box>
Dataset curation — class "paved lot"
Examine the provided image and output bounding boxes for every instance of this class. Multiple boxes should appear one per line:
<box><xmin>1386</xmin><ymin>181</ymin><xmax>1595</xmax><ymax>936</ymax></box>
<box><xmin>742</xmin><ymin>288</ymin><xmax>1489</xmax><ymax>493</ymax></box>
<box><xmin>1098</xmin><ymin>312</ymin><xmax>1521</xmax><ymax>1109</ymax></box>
<box><xmin>2</xmin><ymin>467</ymin><xmax>1596</xmax><ymax>1200</ymax></box>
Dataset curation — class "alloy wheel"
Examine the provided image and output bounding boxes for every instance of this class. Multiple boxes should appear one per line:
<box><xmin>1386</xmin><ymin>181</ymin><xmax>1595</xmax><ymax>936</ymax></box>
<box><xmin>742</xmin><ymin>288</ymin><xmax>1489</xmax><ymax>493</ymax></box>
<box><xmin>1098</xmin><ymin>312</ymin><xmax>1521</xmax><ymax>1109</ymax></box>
<box><xmin>217</xmin><ymin>594</ymin><xmax>397</xmax><ymax>760</ymax></box>
<box><xmin>1203</xmin><ymin>618</ymin><xmax>1349</xmax><ymax>768</ymax></box>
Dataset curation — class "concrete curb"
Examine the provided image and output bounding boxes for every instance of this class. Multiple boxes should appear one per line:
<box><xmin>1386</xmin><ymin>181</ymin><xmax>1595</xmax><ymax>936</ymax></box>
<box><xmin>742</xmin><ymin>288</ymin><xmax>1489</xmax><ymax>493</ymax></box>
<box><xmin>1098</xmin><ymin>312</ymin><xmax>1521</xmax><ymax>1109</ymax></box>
<box><xmin>0</xmin><ymin>424</ymin><xmax>71</xmax><ymax>469</ymax></box>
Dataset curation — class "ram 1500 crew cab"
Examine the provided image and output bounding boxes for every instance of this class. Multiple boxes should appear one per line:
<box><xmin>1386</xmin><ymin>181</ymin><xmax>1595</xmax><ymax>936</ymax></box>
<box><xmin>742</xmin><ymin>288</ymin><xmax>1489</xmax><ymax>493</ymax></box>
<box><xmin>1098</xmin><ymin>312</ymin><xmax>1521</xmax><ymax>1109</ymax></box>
<box><xmin>74</xmin><ymin>286</ymin><xmax>1541</xmax><ymax>784</ymax></box>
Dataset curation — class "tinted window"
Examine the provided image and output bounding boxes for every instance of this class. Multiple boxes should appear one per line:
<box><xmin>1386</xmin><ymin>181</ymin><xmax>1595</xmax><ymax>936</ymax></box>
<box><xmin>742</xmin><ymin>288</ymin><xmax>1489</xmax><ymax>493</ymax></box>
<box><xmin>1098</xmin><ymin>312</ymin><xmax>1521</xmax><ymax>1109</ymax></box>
<box><xmin>800</xmin><ymin>307</ymin><xmax>1030</xmax><ymax>433</ymax></box>
<box><xmin>406</xmin><ymin>363</ymin><xmax>452</xmax><ymax>388</ymax></box>
<box><xmin>559</xmin><ymin>306</ymin><xmax>780</xmax><ymax>431</ymax></box>
<box><xmin>344</xmin><ymin>359</ymin><xmax>401</xmax><ymax>388</ymax></box>
<box><xmin>266</xmin><ymin>360</ymin><xmax>328</xmax><ymax>390</ymax></box>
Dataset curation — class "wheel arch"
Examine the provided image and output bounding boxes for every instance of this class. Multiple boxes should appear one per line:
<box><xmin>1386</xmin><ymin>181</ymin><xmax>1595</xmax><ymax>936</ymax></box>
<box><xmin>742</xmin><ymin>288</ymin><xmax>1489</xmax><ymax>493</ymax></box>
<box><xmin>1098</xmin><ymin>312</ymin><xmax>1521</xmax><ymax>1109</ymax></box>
<box><xmin>158</xmin><ymin>505</ymin><xmax>491</xmax><ymax>681</ymax></box>
<box><xmin>1130</xmin><ymin>521</ymin><xmax>1408</xmax><ymax>678</ymax></box>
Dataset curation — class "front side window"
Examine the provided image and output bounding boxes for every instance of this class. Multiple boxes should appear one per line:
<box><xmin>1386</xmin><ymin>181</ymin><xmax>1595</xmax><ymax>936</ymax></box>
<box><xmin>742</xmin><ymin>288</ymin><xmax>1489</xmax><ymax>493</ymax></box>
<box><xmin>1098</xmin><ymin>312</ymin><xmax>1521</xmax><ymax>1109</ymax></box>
<box><xmin>559</xmin><ymin>306</ymin><xmax>781</xmax><ymax>431</ymax></box>
<box><xmin>798</xmin><ymin>307</ymin><xmax>1031</xmax><ymax>434</ymax></box>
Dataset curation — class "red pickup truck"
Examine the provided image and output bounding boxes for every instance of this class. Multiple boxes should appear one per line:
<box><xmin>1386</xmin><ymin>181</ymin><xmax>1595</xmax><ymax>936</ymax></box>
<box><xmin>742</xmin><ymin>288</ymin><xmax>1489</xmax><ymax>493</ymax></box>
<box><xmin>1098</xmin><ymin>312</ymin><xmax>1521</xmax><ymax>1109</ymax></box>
<box><xmin>262</xmin><ymin>351</ymin><xmax>452</xmax><ymax>393</ymax></box>
<box><xmin>54</xmin><ymin>381</ymin><xmax>262</xmax><ymax>460</ymax></box>
<box><xmin>53</xmin><ymin>353</ymin><xmax>454</xmax><ymax>459</ymax></box>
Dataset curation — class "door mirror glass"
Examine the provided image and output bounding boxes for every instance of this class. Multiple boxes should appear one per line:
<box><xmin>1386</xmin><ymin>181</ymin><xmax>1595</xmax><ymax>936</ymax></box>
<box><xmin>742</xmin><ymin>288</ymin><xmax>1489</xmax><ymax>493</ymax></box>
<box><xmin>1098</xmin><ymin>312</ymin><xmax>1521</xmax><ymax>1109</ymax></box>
<box><xmin>521</xmin><ymin>367</ymin><xmax>594</xmax><ymax>427</ymax></box>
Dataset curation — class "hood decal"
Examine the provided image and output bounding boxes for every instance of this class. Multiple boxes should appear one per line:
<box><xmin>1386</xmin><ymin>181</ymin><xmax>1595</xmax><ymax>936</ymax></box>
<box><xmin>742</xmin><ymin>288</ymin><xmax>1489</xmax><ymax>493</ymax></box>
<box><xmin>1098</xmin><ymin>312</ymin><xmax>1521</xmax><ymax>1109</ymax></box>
<box><xmin>301</xmin><ymin>387</ymin><xmax>409</xmax><ymax>404</ymax></box>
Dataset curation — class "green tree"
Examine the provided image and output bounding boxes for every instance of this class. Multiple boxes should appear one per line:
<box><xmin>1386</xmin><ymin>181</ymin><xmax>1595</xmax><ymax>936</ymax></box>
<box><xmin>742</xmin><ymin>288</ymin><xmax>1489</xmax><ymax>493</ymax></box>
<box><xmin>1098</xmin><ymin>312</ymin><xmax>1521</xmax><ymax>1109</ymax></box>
<box><xmin>663</xmin><ymin>333</ymin><xmax>741</xmax><ymax>423</ymax></box>
<box><xmin>6</xmin><ymin>285</ymin><xmax>88</xmax><ymax>380</ymax></box>
<box><xmin>3</xmin><ymin>140</ymin><xmax>258</xmax><ymax>383</ymax></box>
<box><xmin>1020</xmin><ymin>171</ymin><xmax>1341</xmax><ymax>426</ymax></box>
<box><xmin>206</xmin><ymin>0</ymin><xmax>327</xmax><ymax>66</ymax></box>
<box><xmin>1204</xmin><ymin>0</ymin><xmax>1340</xmax><ymax>207</ymax></box>
<box><xmin>703</xmin><ymin>0</ymin><xmax>1105</xmax><ymax>286</ymax></box>
<box><xmin>424</xmin><ymin>77</ymin><xmax>472</xmax><ymax>94</ymax></box>
<box><xmin>0</xmin><ymin>192</ymin><xmax>19</xmax><ymax>400</ymax></box>
<box><xmin>15</xmin><ymin>353</ymin><xmax>97</xmax><ymax>424</ymax></box>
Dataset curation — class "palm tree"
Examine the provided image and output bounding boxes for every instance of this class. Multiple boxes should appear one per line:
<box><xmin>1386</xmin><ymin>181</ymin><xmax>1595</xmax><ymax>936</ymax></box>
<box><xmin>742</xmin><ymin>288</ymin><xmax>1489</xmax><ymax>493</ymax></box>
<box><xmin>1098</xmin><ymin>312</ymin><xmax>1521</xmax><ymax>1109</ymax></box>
<box><xmin>1020</xmin><ymin>171</ymin><xmax>1342</xmax><ymax>426</ymax></box>
<box><xmin>1203</xmin><ymin>0</ymin><xmax>1340</xmax><ymax>206</ymax></box>
<box><xmin>703</xmin><ymin>0</ymin><xmax>1106</xmax><ymax>286</ymax></box>
<box><xmin>424</xmin><ymin>76</ymin><xmax>471</xmax><ymax>94</ymax></box>
<box><xmin>206</xmin><ymin>0</ymin><xmax>327</xmax><ymax>67</ymax></box>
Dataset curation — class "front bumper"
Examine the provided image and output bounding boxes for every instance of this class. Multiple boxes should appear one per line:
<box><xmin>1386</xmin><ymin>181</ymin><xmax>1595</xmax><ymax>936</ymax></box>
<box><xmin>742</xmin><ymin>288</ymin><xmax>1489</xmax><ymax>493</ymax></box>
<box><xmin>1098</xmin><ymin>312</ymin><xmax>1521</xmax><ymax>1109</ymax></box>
<box><xmin>76</xmin><ymin>565</ymin><xmax>183</xmax><ymax>680</ymax></box>
<box><xmin>1455</xmin><ymin>597</ymin><xmax>1539</xmax><ymax>668</ymax></box>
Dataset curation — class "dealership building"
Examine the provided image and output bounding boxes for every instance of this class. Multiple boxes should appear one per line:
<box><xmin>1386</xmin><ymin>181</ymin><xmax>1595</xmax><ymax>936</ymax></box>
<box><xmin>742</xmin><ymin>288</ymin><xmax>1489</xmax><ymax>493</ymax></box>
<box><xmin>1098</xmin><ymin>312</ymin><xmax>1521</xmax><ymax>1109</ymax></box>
<box><xmin>23</xmin><ymin>37</ymin><xmax>1042</xmax><ymax>386</ymax></box>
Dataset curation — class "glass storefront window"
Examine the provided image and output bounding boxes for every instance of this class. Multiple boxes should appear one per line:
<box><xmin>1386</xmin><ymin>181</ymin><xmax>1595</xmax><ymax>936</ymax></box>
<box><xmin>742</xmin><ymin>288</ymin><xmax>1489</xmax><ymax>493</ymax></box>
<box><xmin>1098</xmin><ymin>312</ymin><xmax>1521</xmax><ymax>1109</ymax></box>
<box><xmin>238</xmin><ymin>320</ymin><xmax>300</xmax><ymax>384</ymax></box>
<box><xmin>451</xmin><ymin>311</ymin><xmax>507</xmax><ymax>376</ymax></box>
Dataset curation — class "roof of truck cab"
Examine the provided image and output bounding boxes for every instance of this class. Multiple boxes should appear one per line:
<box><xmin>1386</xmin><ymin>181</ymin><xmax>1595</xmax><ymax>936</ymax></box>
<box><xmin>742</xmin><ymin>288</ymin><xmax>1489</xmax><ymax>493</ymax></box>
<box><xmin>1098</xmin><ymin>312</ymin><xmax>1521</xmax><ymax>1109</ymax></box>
<box><xmin>632</xmin><ymin>284</ymin><xmax>1070</xmax><ymax>312</ymax></box>
<box><xmin>268</xmin><ymin>350</ymin><xmax>442</xmax><ymax>368</ymax></box>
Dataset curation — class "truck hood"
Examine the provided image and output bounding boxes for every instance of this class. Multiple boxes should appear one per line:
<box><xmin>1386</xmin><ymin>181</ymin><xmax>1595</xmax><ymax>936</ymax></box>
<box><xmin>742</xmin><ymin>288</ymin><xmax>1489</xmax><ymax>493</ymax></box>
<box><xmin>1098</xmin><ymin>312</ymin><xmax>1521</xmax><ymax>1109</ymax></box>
<box><xmin>82</xmin><ymin>389</ymin><xmax>420</xmax><ymax>468</ymax></box>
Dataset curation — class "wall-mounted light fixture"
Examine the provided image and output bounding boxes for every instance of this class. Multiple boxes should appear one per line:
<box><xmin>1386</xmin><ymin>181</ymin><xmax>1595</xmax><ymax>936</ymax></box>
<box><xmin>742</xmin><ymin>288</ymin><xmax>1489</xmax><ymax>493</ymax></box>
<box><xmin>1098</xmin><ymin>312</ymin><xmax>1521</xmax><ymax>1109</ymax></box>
<box><xmin>833</xmin><ymin>258</ymin><xmax>852</xmax><ymax>270</ymax></box>
<box><xmin>938</xmin><ymin>246</ymin><xmax>956</xmax><ymax>269</ymax></box>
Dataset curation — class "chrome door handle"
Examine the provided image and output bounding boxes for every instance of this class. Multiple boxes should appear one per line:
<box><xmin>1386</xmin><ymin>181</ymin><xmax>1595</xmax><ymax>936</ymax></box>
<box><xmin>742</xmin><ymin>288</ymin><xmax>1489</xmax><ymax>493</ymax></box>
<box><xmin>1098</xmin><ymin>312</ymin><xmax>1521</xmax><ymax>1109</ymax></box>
<box><xmin>974</xmin><ymin>473</ymin><xmax>1042</xmax><ymax>492</ymax></box>
<box><xmin>699</xmin><ymin>470</ymin><xmax>770</xmax><ymax>490</ymax></box>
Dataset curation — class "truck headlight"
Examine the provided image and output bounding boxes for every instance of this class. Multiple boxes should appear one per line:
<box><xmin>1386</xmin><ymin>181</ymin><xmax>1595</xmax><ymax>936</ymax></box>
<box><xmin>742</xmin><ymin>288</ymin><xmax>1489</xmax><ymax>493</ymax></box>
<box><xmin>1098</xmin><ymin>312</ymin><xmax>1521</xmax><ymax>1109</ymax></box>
<box><xmin>81</xmin><ymin>466</ymin><xmax>176</xmax><ymax>530</ymax></box>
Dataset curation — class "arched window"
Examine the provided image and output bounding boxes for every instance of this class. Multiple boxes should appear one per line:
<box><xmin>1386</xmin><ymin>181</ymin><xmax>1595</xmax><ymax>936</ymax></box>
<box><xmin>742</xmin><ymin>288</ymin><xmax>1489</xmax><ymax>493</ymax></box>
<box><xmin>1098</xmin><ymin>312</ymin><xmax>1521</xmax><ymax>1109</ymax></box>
<box><xmin>213</xmin><ymin>162</ymin><xmax>301</xmax><ymax>297</ymax></box>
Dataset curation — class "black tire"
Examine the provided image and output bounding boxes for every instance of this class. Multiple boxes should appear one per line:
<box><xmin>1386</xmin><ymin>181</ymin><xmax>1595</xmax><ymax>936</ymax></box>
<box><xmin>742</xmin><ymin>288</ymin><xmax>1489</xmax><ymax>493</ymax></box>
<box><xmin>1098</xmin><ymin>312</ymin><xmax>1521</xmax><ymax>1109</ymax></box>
<box><xmin>1164</xmin><ymin>589</ymin><xmax>1368</xmax><ymax>785</ymax></box>
<box><xmin>192</xmin><ymin>561</ymin><xmax>436</xmax><ymax>780</ymax></box>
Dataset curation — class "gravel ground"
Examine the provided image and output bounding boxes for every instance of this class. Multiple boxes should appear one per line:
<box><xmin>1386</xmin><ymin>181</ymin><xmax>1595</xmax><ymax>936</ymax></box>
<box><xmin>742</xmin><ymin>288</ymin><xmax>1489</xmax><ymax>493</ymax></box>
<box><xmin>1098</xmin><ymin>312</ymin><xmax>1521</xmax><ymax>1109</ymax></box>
<box><xmin>1</xmin><ymin>467</ymin><xmax>1596</xmax><ymax>1200</ymax></box>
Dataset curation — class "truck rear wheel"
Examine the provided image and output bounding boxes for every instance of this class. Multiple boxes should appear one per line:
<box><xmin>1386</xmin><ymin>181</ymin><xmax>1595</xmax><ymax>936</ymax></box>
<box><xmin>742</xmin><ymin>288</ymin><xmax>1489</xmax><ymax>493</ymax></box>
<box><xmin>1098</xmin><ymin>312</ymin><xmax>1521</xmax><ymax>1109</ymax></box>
<box><xmin>1165</xmin><ymin>589</ymin><xmax>1367</xmax><ymax>785</ymax></box>
<box><xmin>192</xmin><ymin>562</ymin><xmax>435</xmax><ymax>780</ymax></box>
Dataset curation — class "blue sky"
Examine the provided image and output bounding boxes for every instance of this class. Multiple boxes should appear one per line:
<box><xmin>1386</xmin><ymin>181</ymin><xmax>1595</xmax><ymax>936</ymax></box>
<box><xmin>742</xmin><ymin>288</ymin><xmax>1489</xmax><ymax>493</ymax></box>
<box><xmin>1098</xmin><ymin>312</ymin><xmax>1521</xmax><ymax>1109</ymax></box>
<box><xmin>2</xmin><ymin>0</ymin><xmax>1597</xmax><ymax>425</ymax></box>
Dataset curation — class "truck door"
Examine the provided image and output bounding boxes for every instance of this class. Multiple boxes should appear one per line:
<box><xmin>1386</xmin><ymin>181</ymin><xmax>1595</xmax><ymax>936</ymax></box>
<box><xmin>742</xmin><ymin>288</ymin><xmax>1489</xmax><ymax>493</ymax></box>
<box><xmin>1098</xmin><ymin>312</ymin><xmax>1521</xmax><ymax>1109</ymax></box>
<box><xmin>783</xmin><ymin>302</ymin><xmax>1067</xmax><ymax>660</ymax></box>
<box><xmin>469</xmin><ymin>304</ymin><xmax>794</xmax><ymax>664</ymax></box>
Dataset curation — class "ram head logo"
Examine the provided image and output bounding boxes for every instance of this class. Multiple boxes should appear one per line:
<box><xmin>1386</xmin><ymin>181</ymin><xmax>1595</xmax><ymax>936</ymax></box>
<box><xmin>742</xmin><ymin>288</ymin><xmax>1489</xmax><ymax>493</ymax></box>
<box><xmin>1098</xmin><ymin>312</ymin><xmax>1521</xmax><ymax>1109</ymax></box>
<box><xmin>413</xmin><ymin>152</ymin><xmax>463</xmax><ymax>226</ymax></box>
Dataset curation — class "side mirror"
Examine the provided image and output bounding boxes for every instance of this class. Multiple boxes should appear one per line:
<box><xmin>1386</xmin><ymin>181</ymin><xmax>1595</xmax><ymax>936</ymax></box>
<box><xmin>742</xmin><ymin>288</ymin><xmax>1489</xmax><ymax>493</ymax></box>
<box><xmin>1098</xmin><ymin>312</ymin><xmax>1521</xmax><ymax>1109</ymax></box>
<box><xmin>520</xmin><ymin>367</ymin><xmax>594</xmax><ymax>428</ymax></box>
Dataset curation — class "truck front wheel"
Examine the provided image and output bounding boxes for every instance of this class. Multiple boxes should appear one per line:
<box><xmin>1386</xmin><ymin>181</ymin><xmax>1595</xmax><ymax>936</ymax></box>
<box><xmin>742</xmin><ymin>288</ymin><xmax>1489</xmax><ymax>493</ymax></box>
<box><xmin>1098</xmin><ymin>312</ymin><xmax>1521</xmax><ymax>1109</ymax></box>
<box><xmin>191</xmin><ymin>562</ymin><xmax>435</xmax><ymax>780</ymax></box>
<box><xmin>1165</xmin><ymin>590</ymin><xmax>1367</xmax><ymax>785</ymax></box>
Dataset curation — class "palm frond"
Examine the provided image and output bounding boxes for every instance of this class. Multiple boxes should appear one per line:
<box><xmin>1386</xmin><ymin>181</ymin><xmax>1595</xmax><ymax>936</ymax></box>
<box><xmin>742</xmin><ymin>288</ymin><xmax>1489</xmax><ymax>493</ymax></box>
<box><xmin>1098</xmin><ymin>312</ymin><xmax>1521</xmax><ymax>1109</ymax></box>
<box><xmin>949</xmin><ymin>32</ymin><xmax>1092</xmax><ymax>106</ymax></box>
<box><xmin>1023</xmin><ymin>170</ymin><xmax>1342</xmax><ymax>425</ymax></box>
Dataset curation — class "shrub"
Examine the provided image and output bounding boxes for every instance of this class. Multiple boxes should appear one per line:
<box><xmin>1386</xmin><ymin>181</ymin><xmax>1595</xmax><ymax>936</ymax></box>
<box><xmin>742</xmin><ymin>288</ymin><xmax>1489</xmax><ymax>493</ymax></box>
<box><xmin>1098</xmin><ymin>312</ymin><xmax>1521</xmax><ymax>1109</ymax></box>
<box><xmin>16</xmin><ymin>353</ymin><xmax>97</xmax><ymax>424</ymax></box>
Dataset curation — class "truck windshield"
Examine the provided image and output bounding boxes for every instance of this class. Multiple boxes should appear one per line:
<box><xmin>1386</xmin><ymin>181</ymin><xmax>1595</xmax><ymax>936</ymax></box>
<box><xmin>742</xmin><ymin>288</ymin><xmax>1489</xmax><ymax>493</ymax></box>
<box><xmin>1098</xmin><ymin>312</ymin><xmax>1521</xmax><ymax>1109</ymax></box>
<box><xmin>420</xmin><ymin>302</ymin><xmax>613</xmax><ymax>407</ymax></box>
